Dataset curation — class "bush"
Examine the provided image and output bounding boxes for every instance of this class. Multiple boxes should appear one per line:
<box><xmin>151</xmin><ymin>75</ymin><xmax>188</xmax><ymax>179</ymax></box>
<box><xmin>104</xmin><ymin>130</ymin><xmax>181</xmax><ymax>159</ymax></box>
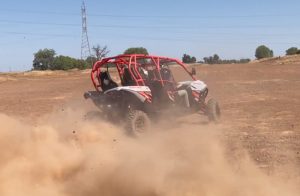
<box><xmin>124</xmin><ymin>47</ymin><xmax>148</xmax><ymax>55</ymax></box>
<box><xmin>33</xmin><ymin>48</ymin><xmax>90</xmax><ymax>70</ymax></box>
<box><xmin>86</xmin><ymin>56</ymin><xmax>98</xmax><ymax>68</ymax></box>
<box><xmin>52</xmin><ymin>56</ymin><xmax>86</xmax><ymax>70</ymax></box>
<box><xmin>255</xmin><ymin>45</ymin><xmax>274</xmax><ymax>59</ymax></box>
<box><xmin>286</xmin><ymin>47</ymin><xmax>299</xmax><ymax>55</ymax></box>
<box><xmin>239</xmin><ymin>58</ymin><xmax>251</xmax><ymax>63</ymax></box>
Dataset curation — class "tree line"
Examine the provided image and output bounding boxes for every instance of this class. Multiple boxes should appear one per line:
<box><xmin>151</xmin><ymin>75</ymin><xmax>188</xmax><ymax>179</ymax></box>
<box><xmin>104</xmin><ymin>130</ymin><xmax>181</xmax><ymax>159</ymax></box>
<box><xmin>182</xmin><ymin>45</ymin><xmax>300</xmax><ymax>64</ymax></box>
<box><xmin>254</xmin><ymin>45</ymin><xmax>300</xmax><ymax>59</ymax></box>
<box><xmin>33</xmin><ymin>45</ymin><xmax>110</xmax><ymax>70</ymax></box>
<box><xmin>182</xmin><ymin>53</ymin><xmax>250</xmax><ymax>64</ymax></box>
<box><xmin>33</xmin><ymin>45</ymin><xmax>299</xmax><ymax>70</ymax></box>
<box><xmin>32</xmin><ymin>46</ymin><xmax>148</xmax><ymax>70</ymax></box>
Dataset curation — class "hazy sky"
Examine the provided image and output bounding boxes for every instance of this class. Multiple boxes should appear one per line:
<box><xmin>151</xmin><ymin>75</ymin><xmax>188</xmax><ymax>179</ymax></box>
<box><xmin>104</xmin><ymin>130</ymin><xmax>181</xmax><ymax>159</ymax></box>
<box><xmin>0</xmin><ymin>0</ymin><xmax>299</xmax><ymax>71</ymax></box>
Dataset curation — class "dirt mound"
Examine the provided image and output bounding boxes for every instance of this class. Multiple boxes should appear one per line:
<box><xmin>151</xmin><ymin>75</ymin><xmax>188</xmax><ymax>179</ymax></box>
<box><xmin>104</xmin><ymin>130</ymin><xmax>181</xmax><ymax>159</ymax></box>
<box><xmin>23</xmin><ymin>70</ymin><xmax>70</xmax><ymax>77</ymax></box>
<box><xmin>0</xmin><ymin>76</ymin><xmax>17</xmax><ymax>83</ymax></box>
<box><xmin>251</xmin><ymin>55</ymin><xmax>300</xmax><ymax>65</ymax></box>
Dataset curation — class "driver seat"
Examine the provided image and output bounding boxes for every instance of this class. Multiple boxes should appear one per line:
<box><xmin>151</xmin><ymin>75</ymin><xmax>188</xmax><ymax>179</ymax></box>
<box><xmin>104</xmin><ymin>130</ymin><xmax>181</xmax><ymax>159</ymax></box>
<box><xmin>122</xmin><ymin>68</ymin><xmax>136</xmax><ymax>86</ymax></box>
<box><xmin>99</xmin><ymin>71</ymin><xmax>118</xmax><ymax>92</ymax></box>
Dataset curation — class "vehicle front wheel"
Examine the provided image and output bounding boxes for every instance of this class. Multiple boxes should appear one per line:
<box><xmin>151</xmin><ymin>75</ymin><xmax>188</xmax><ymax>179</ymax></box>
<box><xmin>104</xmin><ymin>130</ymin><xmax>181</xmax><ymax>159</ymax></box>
<box><xmin>126</xmin><ymin>109</ymin><xmax>151</xmax><ymax>136</ymax></box>
<box><xmin>207</xmin><ymin>99</ymin><xmax>221</xmax><ymax>122</ymax></box>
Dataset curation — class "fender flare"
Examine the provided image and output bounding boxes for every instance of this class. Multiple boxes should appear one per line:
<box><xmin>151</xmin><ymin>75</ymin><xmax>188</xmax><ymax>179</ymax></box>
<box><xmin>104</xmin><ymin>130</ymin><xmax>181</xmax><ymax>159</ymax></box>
<box><xmin>103</xmin><ymin>88</ymin><xmax>147</xmax><ymax>104</ymax></box>
<box><xmin>119</xmin><ymin>89</ymin><xmax>147</xmax><ymax>103</ymax></box>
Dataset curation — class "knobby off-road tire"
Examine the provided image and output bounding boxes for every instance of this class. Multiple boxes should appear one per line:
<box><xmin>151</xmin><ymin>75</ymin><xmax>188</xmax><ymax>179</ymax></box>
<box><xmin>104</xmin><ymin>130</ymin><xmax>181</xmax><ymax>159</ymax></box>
<box><xmin>207</xmin><ymin>98</ymin><xmax>221</xmax><ymax>122</ymax></box>
<box><xmin>126</xmin><ymin>110</ymin><xmax>151</xmax><ymax>136</ymax></box>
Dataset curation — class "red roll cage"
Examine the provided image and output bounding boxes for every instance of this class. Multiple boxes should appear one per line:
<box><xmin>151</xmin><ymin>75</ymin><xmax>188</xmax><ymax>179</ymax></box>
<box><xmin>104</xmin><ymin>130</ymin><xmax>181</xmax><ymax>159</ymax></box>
<box><xmin>91</xmin><ymin>54</ymin><xmax>196</xmax><ymax>91</ymax></box>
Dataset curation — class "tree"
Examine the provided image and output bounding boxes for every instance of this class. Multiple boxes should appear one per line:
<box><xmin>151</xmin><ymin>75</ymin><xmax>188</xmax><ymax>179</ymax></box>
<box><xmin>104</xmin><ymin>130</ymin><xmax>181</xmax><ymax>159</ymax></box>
<box><xmin>191</xmin><ymin>56</ymin><xmax>196</xmax><ymax>63</ymax></box>
<box><xmin>182</xmin><ymin>54</ymin><xmax>196</xmax><ymax>63</ymax></box>
<box><xmin>203</xmin><ymin>54</ymin><xmax>221</xmax><ymax>64</ymax></box>
<box><xmin>124</xmin><ymin>47</ymin><xmax>149</xmax><ymax>55</ymax></box>
<box><xmin>203</xmin><ymin>57</ymin><xmax>209</xmax><ymax>64</ymax></box>
<box><xmin>92</xmin><ymin>45</ymin><xmax>110</xmax><ymax>60</ymax></box>
<box><xmin>213</xmin><ymin>54</ymin><xmax>220</xmax><ymax>63</ymax></box>
<box><xmin>286</xmin><ymin>47</ymin><xmax>299</xmax><ymax>55</ymax></box>
<box><xmin>255</xmin><ymin>45</ymin><xmax>274</xmax><ymax>59</ymax></box>
<box><xmin>182</xmin><ymin>54</ymin><xmax>188</xmax><ymax>63</ymax></box>
<box><xmin>33</xmin><ymin>49</ymin><xmax>56</xmax><ymax>70</ymax></box>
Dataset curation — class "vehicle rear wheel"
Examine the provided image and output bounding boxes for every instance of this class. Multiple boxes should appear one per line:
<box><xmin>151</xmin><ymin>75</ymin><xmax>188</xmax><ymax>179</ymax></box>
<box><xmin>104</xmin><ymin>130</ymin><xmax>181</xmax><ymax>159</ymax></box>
<box><xmin>207</xmin><ymin>99</ymin><xmax>221</xmax><ymax>122</ymax></box>
<box><xmin>126</xmin><ymin>109</ymin><xmax>151</xmax><ymax>136</ymax></box>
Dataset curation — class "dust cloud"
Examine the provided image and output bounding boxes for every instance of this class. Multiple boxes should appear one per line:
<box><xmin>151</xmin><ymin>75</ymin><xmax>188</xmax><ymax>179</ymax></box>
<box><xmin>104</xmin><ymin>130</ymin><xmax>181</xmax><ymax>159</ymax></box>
<box><xmin>0</xmin><ymin>107</ymin><xmax>299</xmax><ymax>196</ymax></box>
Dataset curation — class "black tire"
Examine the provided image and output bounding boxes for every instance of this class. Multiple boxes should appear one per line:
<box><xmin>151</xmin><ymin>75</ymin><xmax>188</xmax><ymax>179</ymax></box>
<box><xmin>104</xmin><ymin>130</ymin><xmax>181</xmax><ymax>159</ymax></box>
<box><xmin>126</xmin><ymin>110</ymin><xmax>151</xmax><ymax>136</ymax></box>
<box><xmin>207</xmin><ymin>99</ymin><xmax>221</xmax><ymax>122</ymax></box>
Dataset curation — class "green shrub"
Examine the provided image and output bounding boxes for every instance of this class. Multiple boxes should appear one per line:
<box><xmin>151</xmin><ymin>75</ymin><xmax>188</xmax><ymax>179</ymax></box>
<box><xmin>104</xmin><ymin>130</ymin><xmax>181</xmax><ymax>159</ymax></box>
<box><xmin>255</xmin><ymin>45</ymin><xmax>274</xmax><ymax>59</ymax></box>
<box><xmin>286</xmin><ymin>47</ymin><xmax>299</xmax><ymax>55</ymax></box>
<box><xmin>86</xmin><ymin>56</ymin><xmax>98</xmax><ymax>68</ymax></box>
<box><xmin>52</xmin><ymin>56</ymin><xmax>87</xmax><ymax>70</ymax></box>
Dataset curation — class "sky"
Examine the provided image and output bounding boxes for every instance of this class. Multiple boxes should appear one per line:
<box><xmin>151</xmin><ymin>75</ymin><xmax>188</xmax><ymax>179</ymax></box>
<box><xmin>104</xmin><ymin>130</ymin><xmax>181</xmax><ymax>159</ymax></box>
<box><xmin>0</xmin><ymin>0</ymin><xmax>299</xmax><ymax>71</ymax></box>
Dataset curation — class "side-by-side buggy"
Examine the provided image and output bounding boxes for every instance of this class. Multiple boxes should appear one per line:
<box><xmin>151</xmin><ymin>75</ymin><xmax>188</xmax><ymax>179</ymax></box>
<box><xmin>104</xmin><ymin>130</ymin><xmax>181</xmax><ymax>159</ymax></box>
<box><xmin>84</xmin><ymin>54</ymin><xmax>220</xmax><ymax>135</ymax></box>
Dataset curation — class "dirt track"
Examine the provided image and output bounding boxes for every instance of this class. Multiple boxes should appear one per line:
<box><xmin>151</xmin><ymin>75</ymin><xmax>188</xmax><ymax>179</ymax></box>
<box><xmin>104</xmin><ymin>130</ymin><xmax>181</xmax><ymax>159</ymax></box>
<box><xmin>1</xmin><ymin>62</ymin><xmax>300</xmax><ymax>172</ymax></box>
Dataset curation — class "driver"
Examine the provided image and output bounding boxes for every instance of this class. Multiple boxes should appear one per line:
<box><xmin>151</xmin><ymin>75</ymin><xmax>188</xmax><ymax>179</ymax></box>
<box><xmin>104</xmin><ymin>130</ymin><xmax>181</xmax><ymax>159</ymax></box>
<box><xmin>160</xmin><ymin>65</ymin><xmax>190</xmax><ymax>108</ymax></box>
<box><xmin>139</xmin><ymin>66</ymin><xmax>149</xmax><ymax>79</ymax></box>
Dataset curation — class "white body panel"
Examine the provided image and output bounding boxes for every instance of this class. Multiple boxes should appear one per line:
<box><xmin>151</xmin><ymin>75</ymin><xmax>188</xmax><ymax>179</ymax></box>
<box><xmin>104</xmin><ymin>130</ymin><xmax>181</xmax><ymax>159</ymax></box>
<box><xmin>177</xmin><ymin>80</ymin><xmax>207</xmax><ymax>91</ymax></box>
<box><xmin>104</xmin><ymin>86</ymin><xmax>151</xmax><ymax>94</ymax></box>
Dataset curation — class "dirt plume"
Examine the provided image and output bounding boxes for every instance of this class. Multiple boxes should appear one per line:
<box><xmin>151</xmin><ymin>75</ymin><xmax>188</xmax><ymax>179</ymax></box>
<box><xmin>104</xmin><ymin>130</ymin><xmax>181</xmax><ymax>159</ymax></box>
<box><xmin>0</xmin><ymin>108</ymin><xmax>299</xmax><ymax>196</ymax></box>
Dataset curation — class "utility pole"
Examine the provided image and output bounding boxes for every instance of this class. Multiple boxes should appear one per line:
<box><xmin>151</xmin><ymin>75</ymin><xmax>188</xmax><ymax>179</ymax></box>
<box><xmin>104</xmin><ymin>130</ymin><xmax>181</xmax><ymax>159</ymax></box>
<box><xmin>81</xmin><ymin>1</ymin><xmax>91</xmax><ymax>60</ymax></box>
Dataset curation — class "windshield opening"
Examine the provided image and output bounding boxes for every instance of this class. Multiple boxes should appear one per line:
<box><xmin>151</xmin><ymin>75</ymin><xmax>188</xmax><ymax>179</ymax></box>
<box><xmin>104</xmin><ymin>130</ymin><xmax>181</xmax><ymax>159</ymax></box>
<box><xmin>160</xmin><ymin>61</ymin><xmax>193</xmax><ymax>83</ymax></box>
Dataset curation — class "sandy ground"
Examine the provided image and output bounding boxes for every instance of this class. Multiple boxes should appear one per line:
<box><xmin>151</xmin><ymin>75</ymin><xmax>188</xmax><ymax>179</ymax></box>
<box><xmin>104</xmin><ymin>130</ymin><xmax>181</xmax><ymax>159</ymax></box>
<box><xmin>0</xmin><ymin>60</ymin><xmax>300</xmax><ymax>194</ymax></box>
<box><xmin>199</xmin><ymin>62</ymin><xmax>300</xmax><ymax>172</ymax></box>
<box><xmin>1</xmin><ymin>63</ymin><xmax>300</xmax><ymax>167</ymax></box>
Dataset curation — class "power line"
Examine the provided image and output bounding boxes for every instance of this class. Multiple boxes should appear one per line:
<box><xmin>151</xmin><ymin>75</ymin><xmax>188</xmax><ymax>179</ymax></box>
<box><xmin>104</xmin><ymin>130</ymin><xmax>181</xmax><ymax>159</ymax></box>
<box><xmin>0</xmin><ymin>8</ymin><xmax>298</xmax><ymax>18</ymax></box>
<box><xmin>88</xmin><ymin>14</ymin><xmax>300</xmax><ymax>19</ymax></box>
<box><xmin>0</xmin><ymin>20</ymin><xmax>79</xmax><ymax>27</ymax></box>
<box><xmin>0</xmin><ymin>19</ymin><xmax>295</xmax><ymax>30</ymax></box>
<box><xmin>0</xmin><ymin>30</ymin><xmax>299</xmax><ymax>47</ymax></box>
<box><xmin>0</xmin><ymin>31</ymin><xmax>300</xmax><ymax>37</ymax></box>
<box><xmin>0</xmin><ymin>36</ymin><xmax>60</xmax><ymax>46</ymax></box>
<box><xmin>2</xmin><ymin>31</ymin><xmax>78</xmax><ymax>38</ymax></box>
<box><xmin>3</xmin><ymin>31</ymin><xmax>299</xmax><ymax>38</ymax></box>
